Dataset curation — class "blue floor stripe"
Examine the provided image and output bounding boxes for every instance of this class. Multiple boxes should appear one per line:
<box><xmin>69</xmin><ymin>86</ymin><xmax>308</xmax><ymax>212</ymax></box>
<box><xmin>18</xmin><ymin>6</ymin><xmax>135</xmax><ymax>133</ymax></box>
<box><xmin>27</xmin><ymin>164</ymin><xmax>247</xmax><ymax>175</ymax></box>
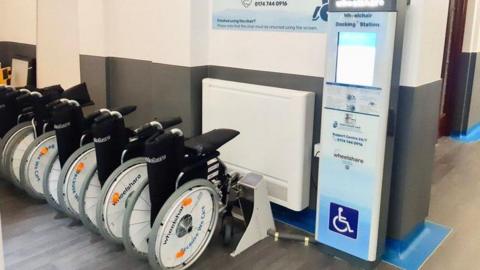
<box><xmin>451</xmin><ymin>122</ymin><xmax>480</xmax><ymax>143</ymax></box>
<box><xmin>271</xmin><ymin>204</ymin><xmax>316</xmax><ymax>234</ymax></box>
<box><xmin>272</xmin><ymin>204</ymin><xmax>451</xmax><ymax>270</ymax></box>
<box><xmin>382</xmin><ymin>221</ymin><xmax>451</xmax><ymax>270</ymax></box>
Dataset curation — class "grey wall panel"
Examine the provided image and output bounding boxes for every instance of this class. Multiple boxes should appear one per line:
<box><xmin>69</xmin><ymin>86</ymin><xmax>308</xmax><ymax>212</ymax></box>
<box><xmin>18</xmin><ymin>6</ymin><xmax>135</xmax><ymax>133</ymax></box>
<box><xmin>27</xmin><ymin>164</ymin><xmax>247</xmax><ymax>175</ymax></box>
<box><xmin>452</xmin><ymin>53</ymin><xmax>477</xmax><ymax>134</ymax></box>
<box><xmin>79</xmin><ymin>55</ymin><xmax>107</xmax><ymax>114</ymax></box>
<box><xmin>468</xmin><ymin>54</ymin><xmax>480</xmax><ymax>129</ymax></box>
<box><xmin>0</xmin><ymin>42</ymin><xmax>36</xmax><ymax>67</ymax></box>
<box><xmin>0</xmin><ymin>42</ymin><xmax>8</xmax><ymax>67</ymax></box>
<box><xmin>150</xmin><ymin>64</ymin><xmax>207</xmax><ymax>137</ymax></box>
<box><xmin>388</xmin><ymin>80</ymin><xmax>442</xmax><ymax>239</ymax></box>
<box><xmin>107</xmin><ymin>57</ymin><xmax>153</xmax><ymax>128</ymax></box>
<box><xmin>207</xmin><ymin>65</ymin><xmax>323</xmax><ymax>208</ymax></box>
<box><xmin>98</xmin><ymin>57</ymin><xmax>206</xmax><ymax>136</ymax></box>
<box><xmin>190</xmin><ymin>66</ymin><xmax>209</xmax><ymax>135</ymax></box>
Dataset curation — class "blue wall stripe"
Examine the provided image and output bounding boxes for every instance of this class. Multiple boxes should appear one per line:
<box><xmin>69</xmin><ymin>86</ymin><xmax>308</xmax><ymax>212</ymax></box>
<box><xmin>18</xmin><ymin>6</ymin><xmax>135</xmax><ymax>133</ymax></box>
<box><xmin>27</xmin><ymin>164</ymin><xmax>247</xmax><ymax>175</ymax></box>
<box><xmin>451</xmin><ymin>122</ymin><xmax>480</xmax><ymax>143</ymax></box>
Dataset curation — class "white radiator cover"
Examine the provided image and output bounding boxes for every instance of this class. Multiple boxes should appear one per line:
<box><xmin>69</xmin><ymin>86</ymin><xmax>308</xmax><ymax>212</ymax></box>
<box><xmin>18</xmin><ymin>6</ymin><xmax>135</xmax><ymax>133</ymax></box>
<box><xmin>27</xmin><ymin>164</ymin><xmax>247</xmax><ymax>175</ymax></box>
<box><xmin>202</xmin><ymin>79</ymin><xmax>315</xmax><ymax>211</ymax></box>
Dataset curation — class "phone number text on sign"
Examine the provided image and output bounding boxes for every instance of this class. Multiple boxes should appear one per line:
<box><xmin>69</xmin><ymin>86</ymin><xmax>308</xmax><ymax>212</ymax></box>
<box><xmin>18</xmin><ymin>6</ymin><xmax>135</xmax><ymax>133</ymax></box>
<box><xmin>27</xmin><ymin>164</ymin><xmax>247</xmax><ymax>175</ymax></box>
<box><xmin>213</xmin><ymin>0</ymin><xmax>328</xmax><ymax>33</ymax></box>
<box><xmin>254</xmin><ymin>1</ymin><xmax>288</xmax><ymax>7</ymax></box>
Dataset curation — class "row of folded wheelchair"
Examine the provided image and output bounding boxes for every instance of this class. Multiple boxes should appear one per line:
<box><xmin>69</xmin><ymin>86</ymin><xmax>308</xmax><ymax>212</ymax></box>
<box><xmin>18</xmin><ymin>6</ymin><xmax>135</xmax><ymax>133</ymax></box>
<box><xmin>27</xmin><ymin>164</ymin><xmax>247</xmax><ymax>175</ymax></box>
<box><xmin>0</xmin><ymin>83</ymin><xmax>242</xmax><ymax>270</ymax></box>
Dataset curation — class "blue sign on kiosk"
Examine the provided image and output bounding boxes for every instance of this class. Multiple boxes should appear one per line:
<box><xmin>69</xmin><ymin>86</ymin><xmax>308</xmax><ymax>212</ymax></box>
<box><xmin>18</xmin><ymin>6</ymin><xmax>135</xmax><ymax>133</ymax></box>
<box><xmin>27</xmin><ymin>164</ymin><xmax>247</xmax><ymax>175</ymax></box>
<box><xmin>316</xmin><ymin>0</ymin><xmax>403</xmax><ymax>263</ymax></box>
<box><xmin>329</xmin><ymin>203</ymin><xmax>359</xmax><ymax>239</ymax></box>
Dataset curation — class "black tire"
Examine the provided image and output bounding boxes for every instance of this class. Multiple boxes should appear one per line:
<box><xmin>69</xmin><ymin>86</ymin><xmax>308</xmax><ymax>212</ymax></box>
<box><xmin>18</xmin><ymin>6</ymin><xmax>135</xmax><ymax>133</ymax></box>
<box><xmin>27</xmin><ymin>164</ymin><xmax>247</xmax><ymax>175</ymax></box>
<box><xmin>20</xmin><ymin>131</ymin><xmax>57</xmax><ymax>200</ymax></box>
<box><xmin>222</xmin><ymin>214</ymin><xmax>234</xmax><ymax>246</ymax></box>
<box><xmin>122</xmin><ymin>178</ymin><xmax>151</xmax><ymax>259</ymax></box>
<box><xmin>0</xmin><ymin>122</ymin><xmax>31</xmax><ymax>180</ymax></box>
<box><xmin>78</xmin><ymin>167</ymin><xmax>101</xmax><ymax>234</ymax></box>
<box><xmin>42</xmin><ymin>155</ymin><xmax>63</xmax><ymax>212</ymax></box>
<box><xmin>3</xmin><ymin>123</ymin><xmax>35</xmax><ymax>188</ymax></box>
<box><xmin>57</xmin><ymin>143</ymin><xmax>96</xmax><ymax>219</ymax></box>
<box><xmin>97</xmin><ymin>158</ymin><xmax>147</xmax><ymax>244</ymax></box>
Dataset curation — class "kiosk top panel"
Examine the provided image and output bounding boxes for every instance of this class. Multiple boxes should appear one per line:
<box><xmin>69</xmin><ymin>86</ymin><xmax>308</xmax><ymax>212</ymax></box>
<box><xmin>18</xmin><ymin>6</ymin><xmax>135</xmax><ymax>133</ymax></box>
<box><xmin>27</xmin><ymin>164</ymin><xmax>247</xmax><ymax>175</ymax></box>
<box><xmin>329</xmin><ymin>0</ymin><xmax>397</xmax><ymax>12</ymax></box>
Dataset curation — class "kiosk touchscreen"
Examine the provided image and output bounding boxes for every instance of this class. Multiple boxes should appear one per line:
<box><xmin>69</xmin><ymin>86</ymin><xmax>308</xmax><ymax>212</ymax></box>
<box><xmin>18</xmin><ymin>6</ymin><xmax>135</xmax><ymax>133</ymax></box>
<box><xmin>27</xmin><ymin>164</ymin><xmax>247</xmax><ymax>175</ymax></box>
<box><xmin>316</xmin><ymin>0</ymin><xmax>402</xmax><ymax>262</ymax></box>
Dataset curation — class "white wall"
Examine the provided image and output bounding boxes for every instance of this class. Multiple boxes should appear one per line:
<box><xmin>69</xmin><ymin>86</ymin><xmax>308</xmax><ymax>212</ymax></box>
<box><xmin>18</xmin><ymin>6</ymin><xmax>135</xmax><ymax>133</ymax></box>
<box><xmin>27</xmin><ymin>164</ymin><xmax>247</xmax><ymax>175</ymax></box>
<box><xmin>75</xmin><ymin>0</ymin><xmax>448</xmax><ymax>84</ymax></box>
<box><xmin>208</xmin><ymin>1</ymin><xmax>448</xmax><ymax>86</ymax></box>
<box><xmin>77</xmin><ymin>0</ymin><xmax>207</xmax><ymax>67</ymax></box>
<box><xmin>78</xmin><ymin>0</ymin><xmax>106</xmax><ymax>56</ymax></box>
<box><xmin>191</xmin><ymin>0</ymin><xmax>210</xmax><ymax>66</ymax></box>
<box><xmin>153</xmin><ymin>1</ymin><xmax>194</xmax><ymax>66</ymax></box>
<box><xmin>103</xmin><ymin>0</ymin><xmax>154</xmax><ymax>62</ymax></box>
<box><xmin>399</xmin><ymin>0</ymin><xmax>449</xmax><ymax>87</ymax></box>
<box><xmin>0</xmin><ymin>0</ymin><xmax>36</xmax><ymax>44</ymax></box>
<box><xmin>208</xmin><ymin>0</ymin><xmax>327</xmax><ymax>77</ymax></box>
<box><xmin>37</xmin><ymin>0</ymin><xmax>81</xmax><ymax>88</ymax></box>
<box><xmin>463</xmin><ymin>0</ymin><xmax>480</xmax><ymax>53</ymax></box>
<box><xmin>34</xmin><ymin>0</ymin><xmax>449</xmax><ymax>88</ymax></box>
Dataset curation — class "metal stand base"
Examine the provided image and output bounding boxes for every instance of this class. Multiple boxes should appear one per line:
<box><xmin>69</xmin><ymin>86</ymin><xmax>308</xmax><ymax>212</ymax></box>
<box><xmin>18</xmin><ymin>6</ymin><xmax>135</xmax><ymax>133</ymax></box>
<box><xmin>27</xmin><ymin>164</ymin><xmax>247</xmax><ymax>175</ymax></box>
<box><xmin>231</xmin><ymin>173</ymin><xmax>275</xmax><ymax>257</ymax></box>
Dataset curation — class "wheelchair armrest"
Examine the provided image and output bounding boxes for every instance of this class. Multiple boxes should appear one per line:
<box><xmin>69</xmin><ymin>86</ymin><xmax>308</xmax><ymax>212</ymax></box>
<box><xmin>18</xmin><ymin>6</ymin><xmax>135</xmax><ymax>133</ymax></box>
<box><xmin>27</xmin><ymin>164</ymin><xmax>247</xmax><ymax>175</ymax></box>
<box><xmin>185</xmin><ymin>129</ymin><xmax>239</xmax><ymax>155</ymax></box>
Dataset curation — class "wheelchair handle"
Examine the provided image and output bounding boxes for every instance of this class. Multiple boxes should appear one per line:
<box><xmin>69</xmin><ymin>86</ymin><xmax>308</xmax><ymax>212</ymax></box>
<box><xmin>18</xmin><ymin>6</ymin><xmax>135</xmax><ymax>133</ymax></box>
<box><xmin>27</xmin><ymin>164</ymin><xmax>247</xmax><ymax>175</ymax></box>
<box><xmin>93</xmin><ymin>105</ymin><xmax>137</xmax><ymax>123</ymax></box>
<box><xmin>51</xmin><ymin>101</ymin><xmax>70</xmax><ymax>111</ymax></box>
<box><xmin>94</xmin><ymin>113</ymin><xmax>113</xmax><ymax>123</ymax></box>
<box><xmin>30</xmin><ymin>91</ymin><xmax>43</xmax><ymax>98</ymax></box>
<box><xmin>53</xmin><ymin>98</ymin><xmax>79</xmax><ymax>106</ymax></box>
<box><xmin>84</xmin><ymin>110</ymin><xmax>105</xmax><ymax>124</ymax></box>
<box><xmin>170</xmin><ymin>128</ymin><xmax>184</xmax><ymax>137</ymax></box>
<box><xmin>15</xmin><ymin>92</ymin><xmax>32</xmax><ymax>101</ymax></box>
<box><xmin>21</xmin><ymin>106</ymin><xmax>34</xmax><ymax>114</ymax></box>
<box><xmin>67</xmin><ymin>99</ymin><xmax>80</xmax><ymax>107</ymax></box>
<box><xmin>17</xmin><ymin>112</ymin><xmax>34</xmax><ymax>123</ymax></box>
<box><xmin>114</xmin><ymin>105</ymin><xmax>136</xmax><ymax>117</ymax></box>
<box><xmin>46</xmin><ymin>99</ymin><xmax>64</xmax><ymax>109</ymax></box>
<box><xmin>159</xmin><ymin>117</ymin><xmax>182</xmax><ymax>130</ymax></box>
<box><xmin>134</xmin><ymin>122</ymin><xmax>159</xmax><ymax>135</ymax></box>
<box><xmin>133</xmin><ymin>117</ymin><xmax>181</xmax><ymax>134</ymax></box>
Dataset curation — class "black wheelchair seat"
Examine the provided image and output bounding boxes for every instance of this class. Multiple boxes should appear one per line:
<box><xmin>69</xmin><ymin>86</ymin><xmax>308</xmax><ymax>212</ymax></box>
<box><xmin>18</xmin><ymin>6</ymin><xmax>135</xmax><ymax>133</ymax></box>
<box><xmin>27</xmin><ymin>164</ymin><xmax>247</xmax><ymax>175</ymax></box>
<box><xmin>185</xmin><ymin>129</ymin><xmax>239</xmax><ymax>155</ymax></box>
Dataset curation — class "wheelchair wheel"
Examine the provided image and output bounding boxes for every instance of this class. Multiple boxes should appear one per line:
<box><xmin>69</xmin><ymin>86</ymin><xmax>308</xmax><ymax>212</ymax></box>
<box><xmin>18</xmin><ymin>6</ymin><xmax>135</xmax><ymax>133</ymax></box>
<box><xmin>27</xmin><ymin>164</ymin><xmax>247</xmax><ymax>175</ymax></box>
<box><xmin>148</xmin><ymin>180</ymin><xmax>219</xmax><ymax>270</ymax></box>
<box><xmin>221</xmin><ymin>213</ymin><xmax>234</xmax><ymax>246</ymax></box>
<box><xmin>57</xmin><ymin>143</ymin><xmax>96</xmax><ymax>219</ymax></box>
<box><xmin>97</xmin><ymin>158</ymin><xmax>147</xmax><ymax>244</ymax></box>
<box><xmin>123</xmin><ymin>179</ymin><xmax>150</xmax><ymax>258</ymax></box>
<box><xmin>2</xmin><ymin>123</ymin><xmax>35</xmax><ymax>188</ymax></box>
<box><xmin>43</xmin><ymin>155</ymin><xmax>63</xmax><ymax>211</ymax></box>
<box><xmin>0</xmin><ymin>123</ymin><xmax>32</xmax><ymax>179</ymax></box>
<box><xmin>79</xmin><ymin>168</ymin><xmax>101</xmax><ymax>233</ymax></box>
<box><xmin>20</xmin><ymin>131</ymin><xmax>57</xmax><ymax>199</ymax></box>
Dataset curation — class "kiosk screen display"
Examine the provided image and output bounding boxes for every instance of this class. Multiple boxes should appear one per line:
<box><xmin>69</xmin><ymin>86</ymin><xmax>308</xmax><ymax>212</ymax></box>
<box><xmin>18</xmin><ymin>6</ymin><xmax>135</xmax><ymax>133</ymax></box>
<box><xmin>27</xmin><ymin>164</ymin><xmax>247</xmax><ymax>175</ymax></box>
<box><xmin>336</xmin><ymin>32</ymin><xmax>377</xmax><ymax>86</ymax></box>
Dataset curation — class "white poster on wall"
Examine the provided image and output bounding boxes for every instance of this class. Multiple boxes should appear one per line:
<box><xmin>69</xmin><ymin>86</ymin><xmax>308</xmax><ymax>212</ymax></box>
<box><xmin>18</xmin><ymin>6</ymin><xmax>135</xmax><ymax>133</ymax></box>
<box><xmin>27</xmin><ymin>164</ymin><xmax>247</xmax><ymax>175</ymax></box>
<box><xmin>212</xmin><ymin>0</ymin><xmax>329</xmax><ymax>33</ymax></box>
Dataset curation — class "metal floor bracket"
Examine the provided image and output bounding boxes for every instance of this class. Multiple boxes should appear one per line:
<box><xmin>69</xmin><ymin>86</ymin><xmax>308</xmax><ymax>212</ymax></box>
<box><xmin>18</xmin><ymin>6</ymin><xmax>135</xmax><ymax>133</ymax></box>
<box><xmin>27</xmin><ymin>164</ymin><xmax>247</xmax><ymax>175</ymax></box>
<box><xmin>231</xmin><ymin>173</ymin><xmax>275</xmax><ymax>257</ymax></box>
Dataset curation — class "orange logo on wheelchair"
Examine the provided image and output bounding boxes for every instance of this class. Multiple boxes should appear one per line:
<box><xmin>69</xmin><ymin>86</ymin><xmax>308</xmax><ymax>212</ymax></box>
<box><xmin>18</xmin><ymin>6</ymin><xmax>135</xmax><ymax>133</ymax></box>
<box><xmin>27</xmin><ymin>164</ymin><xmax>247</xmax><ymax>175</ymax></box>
<box><xmin>112</xmin><ymin>192</ymin><xmax>120</xmax><ymax>205</ymax></box>
<box><xmin>182</xmin><ymin>197</ymin><xmax>193</xmax><ymax>207</ymax></box>
<box><xmin>75</xmin><ymin>162</ymin><xmax>85</xmax><ymax>173</ymax></box>
<box><xmin>176</xmin><ymin>249</ymin><xmax>185</xmax><ymax>259</ymax></box>
<box><xmin>39</xmin><ymin>147</ymin><xmax>49</xmax><ymax>156</ymax></box>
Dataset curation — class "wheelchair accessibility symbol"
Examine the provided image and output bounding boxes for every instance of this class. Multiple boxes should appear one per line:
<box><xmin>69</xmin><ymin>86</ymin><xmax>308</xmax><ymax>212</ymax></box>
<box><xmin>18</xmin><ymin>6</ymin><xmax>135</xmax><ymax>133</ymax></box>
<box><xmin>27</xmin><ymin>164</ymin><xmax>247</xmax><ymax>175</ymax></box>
<box><xmin>329</xmin><ymin>203</ymin><xmax>358</xmax><ymax>239</ymax></box>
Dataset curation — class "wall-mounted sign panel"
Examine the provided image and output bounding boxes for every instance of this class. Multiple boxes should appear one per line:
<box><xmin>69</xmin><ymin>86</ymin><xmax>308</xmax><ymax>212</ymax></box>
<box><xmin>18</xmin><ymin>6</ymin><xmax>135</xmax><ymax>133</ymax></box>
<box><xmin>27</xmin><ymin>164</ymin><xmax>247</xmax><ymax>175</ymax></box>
<box><xmin>212</xmin><ymin>0</ymin><xmax>329</xmax><ymax>33</ymax></box>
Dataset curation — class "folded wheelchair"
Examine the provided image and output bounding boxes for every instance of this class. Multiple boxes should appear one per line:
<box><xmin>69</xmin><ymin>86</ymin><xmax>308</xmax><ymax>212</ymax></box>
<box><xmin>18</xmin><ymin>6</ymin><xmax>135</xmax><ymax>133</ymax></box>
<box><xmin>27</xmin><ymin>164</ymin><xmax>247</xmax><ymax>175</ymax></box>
<box><xmin>121</xmin><ymin>128</ymin><xmax>240</xmax><ymax>270</ymax></box>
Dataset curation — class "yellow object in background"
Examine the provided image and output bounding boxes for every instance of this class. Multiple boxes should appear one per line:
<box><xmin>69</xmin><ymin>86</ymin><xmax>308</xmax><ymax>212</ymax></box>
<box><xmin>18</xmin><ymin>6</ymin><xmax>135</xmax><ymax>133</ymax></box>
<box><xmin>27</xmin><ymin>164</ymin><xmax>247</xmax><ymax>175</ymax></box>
<box><xmin>0</xmin><ymin>67</ymin><xmax>12</xmax><ymax>85</ymax></box>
